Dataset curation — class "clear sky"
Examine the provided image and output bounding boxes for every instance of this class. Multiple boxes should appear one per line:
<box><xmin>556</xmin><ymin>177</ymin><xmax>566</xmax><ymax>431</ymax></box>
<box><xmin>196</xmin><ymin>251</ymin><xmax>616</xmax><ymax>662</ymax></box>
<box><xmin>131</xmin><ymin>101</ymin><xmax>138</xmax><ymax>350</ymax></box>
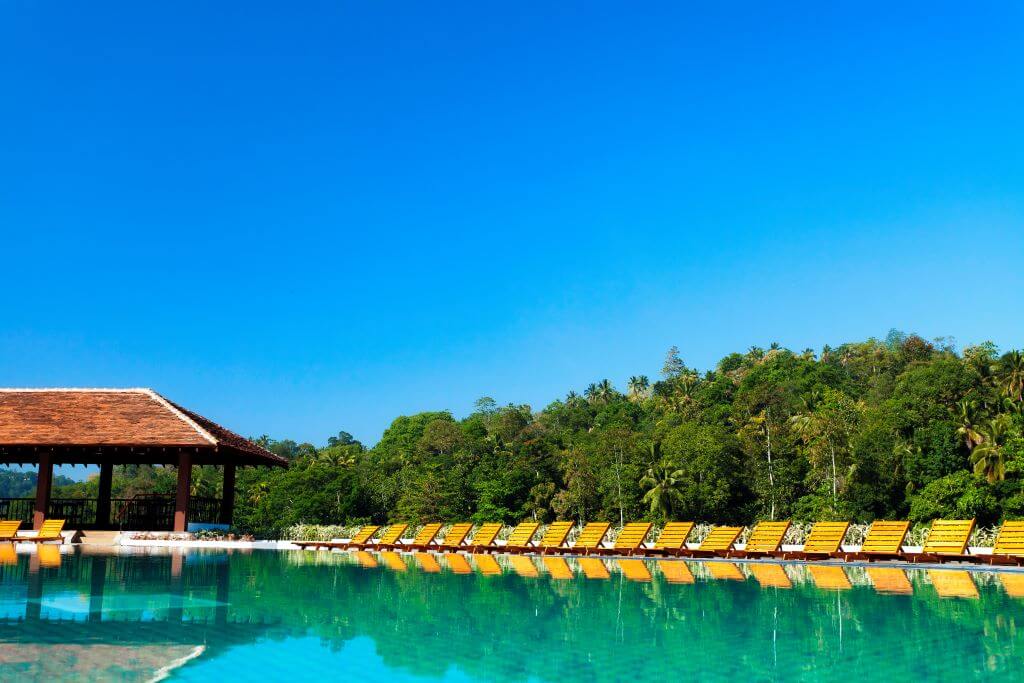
<box><xmin>2</xmin><ymin>2</ymin><xmax>1022</xmax><ymax>454</ymax></box>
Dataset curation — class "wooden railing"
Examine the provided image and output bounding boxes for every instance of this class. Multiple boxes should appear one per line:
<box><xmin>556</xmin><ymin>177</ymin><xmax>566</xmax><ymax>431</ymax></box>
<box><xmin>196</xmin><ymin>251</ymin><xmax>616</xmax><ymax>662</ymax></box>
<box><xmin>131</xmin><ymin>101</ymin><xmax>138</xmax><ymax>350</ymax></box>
<box><xmin>0</xmin><ymin>496</ymin><xmax>222</xmax><ymax>530</ymax></box>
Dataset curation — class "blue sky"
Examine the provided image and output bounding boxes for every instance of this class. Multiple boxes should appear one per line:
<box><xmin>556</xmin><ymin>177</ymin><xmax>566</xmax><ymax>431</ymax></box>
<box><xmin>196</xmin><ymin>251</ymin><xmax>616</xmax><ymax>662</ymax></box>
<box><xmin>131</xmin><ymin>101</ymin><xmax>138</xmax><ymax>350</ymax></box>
<box><xmin>2</xmin><ymin>2</ymin><xmax>1022</xmax><ymax>455</ymax></box>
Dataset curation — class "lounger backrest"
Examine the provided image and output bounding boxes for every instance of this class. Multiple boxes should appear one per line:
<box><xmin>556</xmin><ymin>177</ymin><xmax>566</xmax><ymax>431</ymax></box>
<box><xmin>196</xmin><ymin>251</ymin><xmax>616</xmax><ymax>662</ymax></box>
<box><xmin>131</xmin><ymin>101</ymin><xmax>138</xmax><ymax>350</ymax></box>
<box><xmin>412</xmin><ymin>523</ymin><xmax>443</xmax><ymax>546</ymax></box>
<box><xmin>506</xmin><ymin>522</ymin><xmax>541</xmax><ymax>546</ymax></box>
<box><xmin>539</xmin><ymin>522</ymin><xmax>574</xmax><ymax>548</ymax></box>
<box><xmin>922</xmin><ymin>519</ymin><xmax>975</xmax><ymax>555</ymax></box>
<box><xmin>744</xmin><ymin>521</ymin><xmax>791</xmax><ymax>552</ymax></box>
<box><xmin>574</xmin><ymin>522</ymin><xmax>611</xmax><ymax>549</ymax></box>
<box><xmin>439</xmin><ymin>523</ymin><xmax>473</xmax><ymax>547</ymax></box>
<box><xmin>378</xmin><ymin>524</ymin><xmax>409</xmax><ymax>545</ymax></box>
<box><xmin>993</xmin><ymin>521</ymin><xmax>1024</xmax><ymax>557</ymax></box>
<box><xmin>802</xmin><ymin>521</ymin><xmax>850</xmax><ymax>554</ymax></box>
<box><xmin>469</xmin><ymin>523</ymin><xmax>503</xmax><ymax>547</ymax></box>
<box><xmin>37</xmin><ymin>520</ymin><xmax>65</xmax><ymax>538</ymax></box>
<box><xmin>614</xmin><ymin>522</ymin><xmax>653</xmax><ymax>550</ymax></box>
<box><xmin>0</xmin><ymin>521</ymin><xmax>21</xmax><ymax>539</ymax></box>
<box><xmin>861</xmin><ymin>521</ymin><xmax>910</xmax><ymax>553</ymax></box>
<box><xmin>350</xmin><ymin>526</ymin><xmax>380</xmax><ymax>545</ymax></box>
<box><xmin>698</xmin><ymin>526</ymin><xmax>743</xmax><ymax>552</ymax></box>
<box><xmin>654</xmin><ymin>522</ymin><xmax>695</xmax><ymax>550</ymax></box>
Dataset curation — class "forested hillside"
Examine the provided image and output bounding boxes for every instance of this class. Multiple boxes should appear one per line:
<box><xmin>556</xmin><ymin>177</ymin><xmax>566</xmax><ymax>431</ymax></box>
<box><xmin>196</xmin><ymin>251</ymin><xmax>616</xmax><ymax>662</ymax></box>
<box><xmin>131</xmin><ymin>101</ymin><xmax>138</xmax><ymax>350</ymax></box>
<box><xmin>43</xmin><ymin>332</ymin><xmax>1024</xmax><ymax>534</ymax></box>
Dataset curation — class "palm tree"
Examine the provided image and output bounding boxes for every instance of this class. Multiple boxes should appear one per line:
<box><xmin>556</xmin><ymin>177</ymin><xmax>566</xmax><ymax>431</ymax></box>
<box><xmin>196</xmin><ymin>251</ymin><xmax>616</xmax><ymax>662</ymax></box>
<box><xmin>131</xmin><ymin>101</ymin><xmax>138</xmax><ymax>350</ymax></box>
<box><xmin>971</xmin><ymin>414</ymin><xmax>1012</xmax><ymax>483</ymax></box>
<box><xmin>565</xmin><ymin>391</ymin><xmax>583</xmax><ymax>407</ymax></box>
<box><xmin>627</xmin><ymin>375</ymin><xmax>650</xmax><ymax>401</ymax></box>
<box><xmin>999</xmin><ymin>350</ymin><xmax>1024</xmax><ymax>402</ymax></box>
<box><xmin>596</xmin><ymin>379</ymin><xmax>615</xmax><ymax>403</ymax></box>
<box><xmin>640</xmin><ymin>450</ymin><xmax>685</xmax><ymax>519</ymax></box>
<box><xmin>584</xmin><ymin>383</ymin><xmax>599</xmax><ymax>403</ymax></box>
<box><xmin>954</xmin><ymin>399</ymin><xmax>985</xmax><ymax>450</ymax></box>
<box><xmin>319</xmin><ymin>449</ymin><xmax>356</xmax><ymax>468</ymax></box>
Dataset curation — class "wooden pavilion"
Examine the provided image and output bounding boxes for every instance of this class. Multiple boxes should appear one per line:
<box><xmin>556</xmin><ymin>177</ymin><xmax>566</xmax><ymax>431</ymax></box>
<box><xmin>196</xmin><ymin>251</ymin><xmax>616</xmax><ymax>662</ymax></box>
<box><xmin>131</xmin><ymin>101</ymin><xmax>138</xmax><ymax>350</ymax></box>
<box><xmin>0</xmin><ymin>389</ymin><xmax>288</xmax><ymax>532</ymax></box>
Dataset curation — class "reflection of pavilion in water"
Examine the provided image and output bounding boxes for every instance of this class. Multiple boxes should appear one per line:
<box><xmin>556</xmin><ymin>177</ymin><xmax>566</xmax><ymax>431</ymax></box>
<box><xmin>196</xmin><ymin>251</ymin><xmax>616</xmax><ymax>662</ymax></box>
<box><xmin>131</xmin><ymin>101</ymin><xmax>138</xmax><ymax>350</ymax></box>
<box><xmin>0</xmin><ymin>548</ymin><xmax>281</xmax><ymax>680</ymax></box>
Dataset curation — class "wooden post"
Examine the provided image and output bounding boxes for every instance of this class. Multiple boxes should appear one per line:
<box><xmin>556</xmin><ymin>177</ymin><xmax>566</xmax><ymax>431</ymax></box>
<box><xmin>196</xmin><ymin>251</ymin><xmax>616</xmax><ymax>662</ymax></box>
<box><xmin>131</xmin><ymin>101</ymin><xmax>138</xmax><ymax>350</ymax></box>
<box><xmin>95</xmin><ymin>462</ymin><xmax>114</xmax><ymax>529</ymax></box>
<box><xmin>33</xmin><ymin>452</ymin><xmax>54</xmax><ymax>530</ymax></box>
<box><xmin>173</xmin><ymin>452</ymin><xmax>193</xmax><ymax>533</ymax></box>
<box><xmin>219</xmin><ymin>463</ymin><xmax>236</xmax><ymax>525</ymax></box>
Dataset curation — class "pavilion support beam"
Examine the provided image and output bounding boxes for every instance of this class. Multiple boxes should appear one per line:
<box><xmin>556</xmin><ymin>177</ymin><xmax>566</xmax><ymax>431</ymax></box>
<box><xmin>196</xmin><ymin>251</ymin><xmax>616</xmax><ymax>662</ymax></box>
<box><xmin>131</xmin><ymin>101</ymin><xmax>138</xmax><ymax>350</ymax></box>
<box><xmin>95</xmin><ymin>462</ymin><xmax>114</xmax><ymax>529</ymax></box>
<box><xmin>33</xmin><ymin>452</ymin><xmax>54</xmax><ymax>530</ymax></box>
<box><xmin>173</xmin><ymin>452</ymin><xmax>193</xmax><ymax>533</ymax></box>
<box><xmin>219</xmin><ymin>463</ymin><xmax>236</xmax><ymax>526</ymax></box>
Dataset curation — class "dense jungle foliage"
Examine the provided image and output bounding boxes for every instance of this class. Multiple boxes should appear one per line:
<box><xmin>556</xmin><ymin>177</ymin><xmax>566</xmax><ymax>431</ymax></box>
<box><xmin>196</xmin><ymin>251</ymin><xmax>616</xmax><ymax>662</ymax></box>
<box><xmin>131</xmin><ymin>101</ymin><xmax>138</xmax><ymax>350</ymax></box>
<box><xmin>42</xmin><ymin>332</ymin><xmax>1024</xmax><ymax>535</ymax></box>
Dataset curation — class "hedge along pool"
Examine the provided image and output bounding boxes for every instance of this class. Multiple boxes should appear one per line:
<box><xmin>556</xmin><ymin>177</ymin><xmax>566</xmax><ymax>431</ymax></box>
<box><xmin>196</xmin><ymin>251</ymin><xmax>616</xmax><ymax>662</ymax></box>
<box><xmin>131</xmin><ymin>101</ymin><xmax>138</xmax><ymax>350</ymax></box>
<box><xmin>2</xmin><ymin>547</ymin><xmax>1024</xmax><ymax>681</ymax></box>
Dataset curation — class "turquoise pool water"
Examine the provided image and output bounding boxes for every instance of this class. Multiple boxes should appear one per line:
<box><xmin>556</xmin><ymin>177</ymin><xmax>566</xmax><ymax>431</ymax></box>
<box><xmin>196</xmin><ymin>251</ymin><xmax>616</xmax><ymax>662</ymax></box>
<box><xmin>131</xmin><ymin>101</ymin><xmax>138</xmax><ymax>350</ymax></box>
<box><xmin>1</xmin><ymin>548</ymin><xmax>1023</xmax><ymax>681</ymax></box>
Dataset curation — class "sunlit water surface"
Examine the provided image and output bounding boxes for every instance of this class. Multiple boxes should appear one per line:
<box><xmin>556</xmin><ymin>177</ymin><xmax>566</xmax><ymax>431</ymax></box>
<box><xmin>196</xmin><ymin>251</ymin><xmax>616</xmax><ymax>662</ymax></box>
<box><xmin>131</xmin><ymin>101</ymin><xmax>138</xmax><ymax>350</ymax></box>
<box><xmin>1</xmin><ymin>547</ymin><xmax>1023</xmax><ymax>681</ymax></box>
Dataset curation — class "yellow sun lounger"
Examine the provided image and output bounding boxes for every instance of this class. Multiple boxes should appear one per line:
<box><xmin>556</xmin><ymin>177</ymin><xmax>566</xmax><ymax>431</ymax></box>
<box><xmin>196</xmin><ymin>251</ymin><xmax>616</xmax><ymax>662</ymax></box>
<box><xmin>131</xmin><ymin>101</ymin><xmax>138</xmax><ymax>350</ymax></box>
<box><xmin>295</xmin><ymin>525</ymin><xmax>380</xmax><ymax>551</ymax></box>
<box><xmin>404</xmin><ymin>523</ymin><xmax>444</xmax><ymax>551</ymax></box>
<box><xmin>370</xmin><ymin>524</ymin><xmax>410</xmax><ymax>550</ymax></box>
<box><xmin>566</xmin><ymin>522</ymin><xmax>611</xmax><ymax>555</ymax></box>
<box><xmin>0</xmin><ymin>521</ymin><xmax>22</xmax><ymax>542</ymax></box>
<box><xmin>595</xmin><ymin>522</ymin><xmax>652</xmax><ymax>556</ymax></box>
<box><xmin>782</xmin><ymin>521</ymin><xmax>850</xmax><ymax>560</ymax></box>
<box><xmin>436</xmin><ymin>523</ymin><xmax>474</xmax><ymax>550</ymax></box>
<box><xmin>985</xmin><ymin>521</ymin><xmax>1024</xmax><ymax>566</ymax></box>
<box><xmin>727</xmin><ymin>521</ymin><xmax>791</xmax><ymax>558</ymax></box>
<box><xmin>467</xmin><ymin>523</ymin><xmax>503</xmax><ymax>551</ymax></box>
<box><xmin>842</xmin><ymin>521</ymin><xmax>910</xmax><ymax>561</ymax></box>
<box><xmin>645</xmin><ymin>522</ymin><xmax>695</xmax><ymax>557</ymax></box>
<box><xmin>683</xmin><ymin>526</ymin><xmax>743</xmax><ymax>558</ymax></box>
<box><xmin>507</xmin><ymin>522</ymin><xmax>573</xmax><ymax>554</ymax></box>
<box><xmin>905</xmin><ymin>520</ymin><xmax>977</xmax><ymax>563</ymax></box>
<box><xmin>497</xmin><ymin>522</ymin><xmax>541</xmax><ymax>552</ymax></box>
<box><xmin>18</xmin><ymin>520</ymin><xmax>65</xmax><ymax>544</ymax></box>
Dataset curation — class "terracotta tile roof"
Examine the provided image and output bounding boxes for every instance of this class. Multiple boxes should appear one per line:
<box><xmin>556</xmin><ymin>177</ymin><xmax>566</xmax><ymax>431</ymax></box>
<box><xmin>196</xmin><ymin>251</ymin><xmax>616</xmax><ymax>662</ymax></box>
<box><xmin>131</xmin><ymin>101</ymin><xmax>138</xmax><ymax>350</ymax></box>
<box><xmin>0</xmin><ymin>389</ymin><xmax>286</xmax><ymax>467</ymax></box>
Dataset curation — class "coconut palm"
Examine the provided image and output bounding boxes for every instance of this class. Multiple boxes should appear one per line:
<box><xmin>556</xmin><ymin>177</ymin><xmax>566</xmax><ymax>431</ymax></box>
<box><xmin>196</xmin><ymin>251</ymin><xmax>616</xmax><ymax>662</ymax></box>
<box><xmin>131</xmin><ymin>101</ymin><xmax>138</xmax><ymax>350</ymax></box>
<box><xmin>627</xmin><ymin>375</ymin><xmax>650</xmax><ymax>401</ymax></box>
<box><xmin>971</xmin><ymin>414</ymin><xmax>1012</xmax><ymax>483</ymax></box>
<box><xmin>584</xmin><ymin>383</ymin><xmax>599</xmax><ymax>403</ymax></box>
<box><xmin>999</xmin><ymin>350</ymin><xmax>1024</xmax><ymax>402</ymax></box>
<box><xmin>954</xmin><ymin>399</ymin><xmax>985</xmax><ymax>450</ymax></box>
<box><xmin>640</xmin><ymin>454</ymin><xmax>685</xmax><ymax>519</ymax></box>
<box><xmin>596</xmin><ymin>379</ymin><xmax>615</xmax><ymax>403</ymax></box>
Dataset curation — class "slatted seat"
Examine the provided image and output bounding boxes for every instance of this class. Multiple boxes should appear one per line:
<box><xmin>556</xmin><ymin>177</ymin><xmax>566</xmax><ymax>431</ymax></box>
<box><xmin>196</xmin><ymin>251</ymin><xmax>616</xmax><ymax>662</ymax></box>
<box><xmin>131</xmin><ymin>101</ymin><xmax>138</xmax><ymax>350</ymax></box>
<box><xmin>843</xmin><ymin>520</ymin><xmax>909</xmax><ymax>561</ymax></box>
<box><xmin>405</xmin><ymin>523</ymin><xmax>444</xmax><ymax>550</ymax></box>
<box><xmin>658</xmin><ymin>560</ymin><xmax>695</xmax><ymax>584</ymax></box>
<box><xmin>371</xmin><ymin>523</ymin><xmax>410</xmax><ymax>550</ymax></box>
<box><xmin>682</xmin><ymin>526</ymin><xmax>743</xmax><ymax>558</ymax></box>
<box><xmin>727</xmin><ymin>521</ymin><xmax>791</xmax><ymax>558</ymax></box>
<box><xmin>618</xmin><ymin>559</ymin><xmax>653</xmax><ymax>582</ymax></box>
<box><xmin>437</xmin><ymin>523</ymin><xmax>474</xmax><ymax>549</ymax></box>
<box><xmin>467</xmin><ymin>523</ymin><xmax>504</xmax><ymax>551</ymax></box>
<box><xmin>906</xmin><ymin>520</ymin><xmax>977</xmax><ymax>563</ymax></box>
<box><xmin>645</xmin><ymin>522</ymin><xmax>695</xmax><ymax>557</ymax></box>
<box><xmin>18</xmin><ymin>520</ymin><xmax>65</xmax><ymax>545</ymax></box>
<box><xmin>596</xmin><ymin>522</ymin><xmax>652</xmax><ymax>556</ymax></box>
<box><xmin>782</xmin><ymin>521</ymin><xmax>850</xmax><ymax>560</ymax></box>
<box><xmin>565</xmin><ymin>522</ymin><xmax>611</xmax><ymax>555</ymax></box>
<box><xmin>929</xmin><ymin>569</ymin><xmax>979</xmax><ymax>599</ymax></box>
<box><xmin>986</xmin><ymin>521</ymin><xmax>1024</xmax><ymax>566</ymax></box>
<box><xmin>808</xmin><ymin>565</ymin><xmax>852</xmax><ymax>591</ymax></box>
<box><xmin>0</xmin><ymin>521</ymin><xmax>22</xmax><ymax>542</ymax></box>
<box><xmin>749</xmin><ymin>563</ymin><xmax>791</xmax><ymax>589</ymax></box>
<box><xmin>579</xmin><ymin>557</ymin><xmax>610</xmax><ymax>579</ymax></box>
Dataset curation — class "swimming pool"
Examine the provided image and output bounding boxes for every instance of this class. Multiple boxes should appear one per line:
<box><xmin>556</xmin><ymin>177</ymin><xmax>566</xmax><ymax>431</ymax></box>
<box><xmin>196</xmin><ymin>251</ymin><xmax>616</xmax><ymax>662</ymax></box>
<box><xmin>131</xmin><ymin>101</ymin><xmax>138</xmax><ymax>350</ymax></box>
<box><xmin>1</xmin><ymin>547</ymin><xmax>1022</xmax><ymax>681</ymax></box>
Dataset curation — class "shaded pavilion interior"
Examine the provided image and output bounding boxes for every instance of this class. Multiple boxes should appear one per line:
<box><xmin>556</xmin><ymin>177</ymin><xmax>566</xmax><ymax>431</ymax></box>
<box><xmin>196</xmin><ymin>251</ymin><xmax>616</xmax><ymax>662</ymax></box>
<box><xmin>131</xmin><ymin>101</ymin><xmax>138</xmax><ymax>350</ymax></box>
<box><xmin>0</xmin><ymin>389</ymin><xmax>288</xmax><ymax>531</ymax></box>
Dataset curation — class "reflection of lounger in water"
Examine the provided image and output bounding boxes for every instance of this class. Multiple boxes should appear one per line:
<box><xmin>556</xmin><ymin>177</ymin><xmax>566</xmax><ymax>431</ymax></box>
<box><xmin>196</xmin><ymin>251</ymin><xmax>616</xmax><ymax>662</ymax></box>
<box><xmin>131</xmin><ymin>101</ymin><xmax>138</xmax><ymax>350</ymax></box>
<box><xmin>473</xmin><ymin>554</ymin><xmax>502</xmax><ymax>576</ymax></box>
<box><xmin>706</xmin><ymin>562</ymin><xmax>745</xmax><ymax>581</ymax></box>
<box><xmin>415</xmin><ymin>553</ymin><xmax>441</xmax><ymax>573</ymax></box>
<box><xmin>353</xmin><ymin>551</ymin><xmax>378</xmax><ymax>568</ymax></box>
<box><xmin>0</xmin><ymin>544</ymin><xmax>16</xmax><ymax>565</ymax></box>
<box><xmin>445</xmin><ymin>553</ymin><xmax>473</xmax><ymax>574</ymax></box>
<box><xmin>749</xmin><ymin>563</ymin><xmax>791</xmax><ymax>589</ymax></box>
<box><xmin>543</xmin><ymin>556</ymin><xmax>574</xmax><ymax>579</ymax></box>
<box><xmin>658</xmin><ymin>561</ymin><xmax>694</xmax><ymax>584</ymax></box>
<box><xmin>579</xmin><ymin>557</ymin><xmax>610</xmax><ymax>579</ymax></box>
<box><xmin>618</xmin><ymin>559</ymin><xmax>652</xmax><ymax>582</ymax></box>
<box><xmin>37</xmin><ymin>544</ymin><xmax>61</xmax><ymax>569</ymax></box>
<box><xmin>999</xmin><ymin>573</ymin><xmax>1024</xmax><ymax>598</ymax></box>
<box><xmin>866</xmin><ymin>567</ymin><xmax>913</xmax><ymax>594</ymax></box>
<box><xmin>509</xmin><ymin>555</ymin><xmax>539</xmax><ymax>578</ymax></box>
<box><xmin>929</xmin><ymin>570</ymin><xmax>979</xmax><ymax>599</ymax></box>
<box><xmin>380</xmin><ymin>551</ymin><xmax>407</xmax><ymax>571</ymax></box>
<box><xmin>807</xmin><ymin>565</ymin><xmax>851</xmax><ymax>591</ymax></box>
